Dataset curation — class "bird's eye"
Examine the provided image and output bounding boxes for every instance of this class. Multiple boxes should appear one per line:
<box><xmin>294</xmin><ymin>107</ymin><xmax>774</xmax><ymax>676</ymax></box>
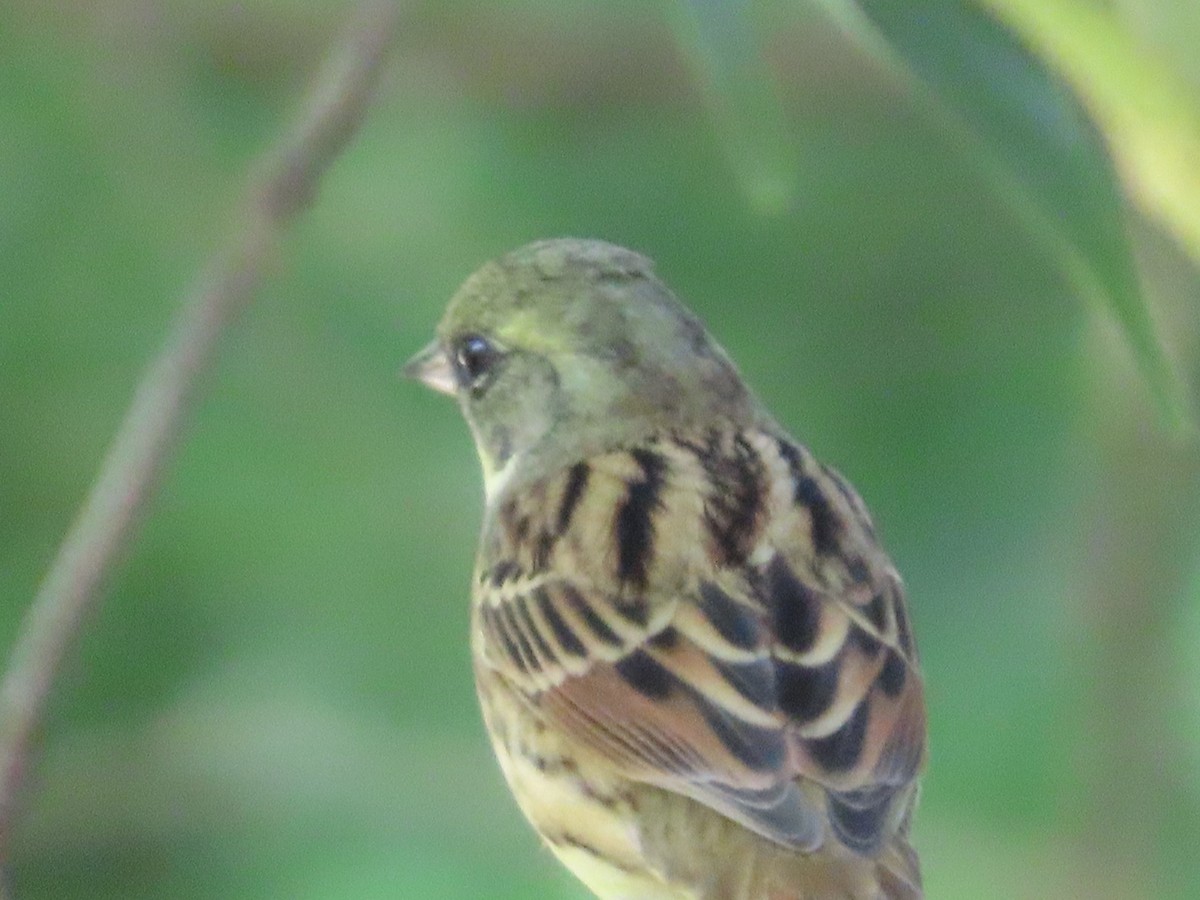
<box><xmin>453</xmin><ymin>334</ymin><xmax>498</xmax><ymax>390</ymax></box>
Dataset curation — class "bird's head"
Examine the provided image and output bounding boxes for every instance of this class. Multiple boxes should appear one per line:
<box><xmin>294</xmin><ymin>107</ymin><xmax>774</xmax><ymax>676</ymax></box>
<box><xmin>405</xmin><ymin>238</ymin><xmax>754</xmax><ymax>498</ymax></box>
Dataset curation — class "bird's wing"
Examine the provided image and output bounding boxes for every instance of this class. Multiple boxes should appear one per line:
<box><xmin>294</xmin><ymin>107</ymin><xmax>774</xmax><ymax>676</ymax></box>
<box><xmin>473</xmin><ymin>431</ymin><xmax>925</xmax><ymax>860</ymax></box>
<box><xmin>761</xmin><ymin>434</ymin><xmax>926</xmax><ymax>858</ymax></box>
<box><xmin>476</xmin><ymin>563</ymin><xmax>827</xmax><ymax>850</ymax></box>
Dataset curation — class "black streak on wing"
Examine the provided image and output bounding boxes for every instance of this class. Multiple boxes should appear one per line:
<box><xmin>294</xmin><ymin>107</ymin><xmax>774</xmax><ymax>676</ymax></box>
<box><xmin>712</xmin><ymin>657</ymin><xmax>777</xmax><ymax>711</ymax></box>
<box><xmin>796</xmin><ymin>475</ymin><xmax>840</xmax><ymax>557</ymax></box>
<box><xmin>774</xmin><ymin>427</ymin><xmax>842</xmax><ymax>558</ymax></box>
<box><xmin>561</xmin><ymin>584</ymin><xmax>623</xmax><ymax>647</ymax></box>
<box><xmin>864</xmin><ymin>592</ymin><xmax>888</xmax><ymax>631</ymax></box>
<box><xmin>764</xmin><ymin>557</ymin><xmax>822</xmax><ymax>656</ymax></box>
<box><xmin>513</xmin><ymin>515</ymin><xmax>530</xmax><ymax>544</ymax></box>
<box><xmin>776</xmin><ymin>658</ymin><xmax>839</xmax><ymax>723</ymax></box>
<box><xmin>807</xmin><ymin>700</ymin><xmax>869</xmax><ymax>773</ymax></box>
<box><xmin>615</xmin><ymin>650</ymin><xmax>675</xmax><ymax>700</ymax></box>
<box><xmin>514</xmin><ymin>594</ymin><xmax>556</xmax><ymax>663</ymax></box>
<box><xmin>617</xmin><ymin>595</ymin><xmax>651</xmax><ymax>627</ymax></box>
<box><xmin>693</xmin><ymin>693</ymin><xmax>787</xmax><ymax>771</ymax></box>
<box><xmin>497</xmin><ymin>602</ymin><xmax>542</xmax><ymax>672</ymax></box>
<box><xmin>532</xmin><ymin>532</ymin><xmax>554</xmax><ymax>571</ymax></box>
<box><xmin>774</xmin><ymin>437</ymin><xmax>805</xmax><ymax>481</ymax></box>
<box><xmin>823</xmin><ymin>464</ymin><xmax>877</xmax><ymax>540</ymax></box>
<box><xmin>648</xmin><ymin>626</ymin><xmax>681</xmax><ymax>650</ymax></box>
<box><xmin>615</xmin><ymin>449</ymin><xmax>666</xmax><ymax>589</ymax></box>
<box><xmin>535</xmin><ymin>588</ymin><xmax>586</xmax><ymax>657</ymax></box>
<box><xmin>699</xmin><ymin>435</ymin><xmax>763</xmax><ymax>565</ymax></box>
<box><xmin>827</xmin><ymin>785</ymin><xmax>893</xmax><ymax>854</ymax></box>
<box><xmin>847</xmin><ymin>624</ymin><xmax>883</xmax><ymax>658</ymax></box>
<box><xmin>484</xmin><ymin>605</ymin><xmax>530</xmax><ymax>674</ymax></box>
<box><xmin>845</xmin><ymin>556</ymin><xmax>870</xmax><ymax>584</ymax></box>
<box><xmin>489</xmin><ymin>560</ymin><xmax>520</xmax><ymax>587</ymax></box>
<box><xmin>698</xmin><ymin>582</ymin><xmax>761</xmax><ymax>650</ymax></box>
<box><xmin>878</xmin><ymin>648</ymin><xmax>907</xmax><ymax>698</ymax></box>
<box><xmin>557</xmin><ymin>462</ymin><xmax>590</xmax><ymax>533</ymax></box>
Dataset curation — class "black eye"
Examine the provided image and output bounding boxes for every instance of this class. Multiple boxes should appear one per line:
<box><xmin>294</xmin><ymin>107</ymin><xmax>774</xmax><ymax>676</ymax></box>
<box><xmin>453</xmin><ymin>334</ymin><xmax>498</xmax><ymax>389</ymax></box>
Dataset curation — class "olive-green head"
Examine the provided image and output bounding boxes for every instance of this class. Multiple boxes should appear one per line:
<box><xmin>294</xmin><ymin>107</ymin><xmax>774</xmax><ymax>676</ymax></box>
<box><xmin>405</xmin><ymin>238</ymin><xmax>754</xmax><ymax>498</ymax></box>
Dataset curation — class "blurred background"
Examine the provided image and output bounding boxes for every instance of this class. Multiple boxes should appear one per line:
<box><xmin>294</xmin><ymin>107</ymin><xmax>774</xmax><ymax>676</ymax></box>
<box><xmin>2</xmin><ymin>1</ymin><xmax>1198</xmax><ymax>898</ymax></box>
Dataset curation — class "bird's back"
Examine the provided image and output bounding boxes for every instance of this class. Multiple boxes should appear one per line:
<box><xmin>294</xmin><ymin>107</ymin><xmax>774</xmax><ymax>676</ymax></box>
<box><xmin>470</xmin><ymin>426</ymin><xmax>925</xmax><ymax>899</ymax></box>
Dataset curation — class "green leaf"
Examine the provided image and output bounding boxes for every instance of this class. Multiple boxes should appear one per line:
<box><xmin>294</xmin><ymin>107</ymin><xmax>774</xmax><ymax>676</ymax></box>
<box><xmin>670</xmin><ymin>0</ymin><xmax>799</xmax><ymax>215</ymax></box>
<box><xmin>815</xmin><ymin>0</ymin><xmax>1187</xmax><ymax>426</ymax></box>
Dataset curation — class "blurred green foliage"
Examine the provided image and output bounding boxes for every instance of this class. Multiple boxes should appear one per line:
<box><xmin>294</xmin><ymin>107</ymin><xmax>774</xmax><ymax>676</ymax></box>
<box><xmin>1</xmin><ymin>2</ymin><xmax>1198</xmax><ymax>899</ymax></box>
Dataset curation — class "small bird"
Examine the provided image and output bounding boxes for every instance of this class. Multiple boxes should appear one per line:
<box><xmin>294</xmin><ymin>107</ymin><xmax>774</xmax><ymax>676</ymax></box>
<box><xmin>405</xmin><ymin>239</ymin><xmax>926</xmax><ymax>900</ymax></box>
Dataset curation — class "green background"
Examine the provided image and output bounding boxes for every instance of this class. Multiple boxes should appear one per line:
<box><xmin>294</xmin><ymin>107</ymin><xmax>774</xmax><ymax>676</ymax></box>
<box><xmin>2</xmin><ymin>2</ymin><xmax>1198</xmax><ymax>898</ymax></box>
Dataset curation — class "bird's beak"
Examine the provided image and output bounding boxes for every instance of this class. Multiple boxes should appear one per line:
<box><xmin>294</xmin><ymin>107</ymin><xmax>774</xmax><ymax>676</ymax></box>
<box><xmin>402</xmin><ymin>340</ymin><xmax>457</xmax><ymax>396</ymax></box>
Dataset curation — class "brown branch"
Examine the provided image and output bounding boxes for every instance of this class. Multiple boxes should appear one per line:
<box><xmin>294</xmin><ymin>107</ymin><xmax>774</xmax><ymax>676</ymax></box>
<box><xmin>0</xmin><ymin>0</ymin><xmax>400</xmax><ymax>875</ymax></box>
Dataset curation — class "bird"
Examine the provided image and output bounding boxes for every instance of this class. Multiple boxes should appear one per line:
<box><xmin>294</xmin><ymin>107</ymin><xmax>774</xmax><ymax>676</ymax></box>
<box><xmin>404</xmin><ymin>238</ymin><xmax>926</xmax><ymax>900</ymax></box>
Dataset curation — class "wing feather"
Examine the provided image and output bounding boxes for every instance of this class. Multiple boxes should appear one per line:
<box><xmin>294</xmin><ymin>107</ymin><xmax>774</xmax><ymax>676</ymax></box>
<box><xmin>474</xmin><ymin>430</ymin><xmax>926</xmax><ymax>859</ymax></box>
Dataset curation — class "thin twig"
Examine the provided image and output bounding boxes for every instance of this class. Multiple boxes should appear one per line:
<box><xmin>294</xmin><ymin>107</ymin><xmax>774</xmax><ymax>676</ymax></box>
<box><xmin>0</xmin><ymin>0</ymin><xmax>400</xmax><ymax>871</ymax></box>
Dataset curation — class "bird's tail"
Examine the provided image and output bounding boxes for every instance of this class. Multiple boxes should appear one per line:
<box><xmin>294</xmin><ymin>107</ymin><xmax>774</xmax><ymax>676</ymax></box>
<box><xmin>759</xmin><ymin>831</ymin><xmax>922</xmax><ymax>900</ymax></box>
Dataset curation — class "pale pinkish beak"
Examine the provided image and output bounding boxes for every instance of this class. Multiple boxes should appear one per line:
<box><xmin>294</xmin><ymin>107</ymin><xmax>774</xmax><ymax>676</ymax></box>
<box><xmin>402</xmin><ymin>341</ymin><xmax>457</xmax><ymax>396</ymax></box>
